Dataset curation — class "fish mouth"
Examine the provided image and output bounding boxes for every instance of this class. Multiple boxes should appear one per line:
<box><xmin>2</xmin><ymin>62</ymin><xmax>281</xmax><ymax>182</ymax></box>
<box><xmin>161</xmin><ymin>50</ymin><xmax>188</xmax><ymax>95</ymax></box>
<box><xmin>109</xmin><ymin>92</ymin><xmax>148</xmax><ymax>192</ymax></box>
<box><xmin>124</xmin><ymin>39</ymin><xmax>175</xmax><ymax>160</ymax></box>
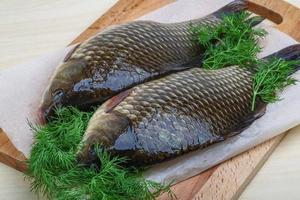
<box><xmin>37</xmin><ymin>108</ymin><xmax>47</xmax><ymax>125</ymax></box>
<box><xmin>37</xmin><ymin>99</ymin><xmax>62</xmax><ymax>125</ymax></box>
<box><xmin>37</xmin><ymin>103</ymin><xmax>59</xmax><ymax>125</ymax></box>
<box><xmin>38</xmin><ymin>90</ymin><xmax>65</xmax><ymax>124</ymax></box>
<box><xmin>76</xmin><ymin>149</ymin><xmax>101</xmax><ymax>169</ymax></box>
<box><xmin>76</xmin><ymin>154</ymin><xmax>100</xmax><ymax>168</ymax></box>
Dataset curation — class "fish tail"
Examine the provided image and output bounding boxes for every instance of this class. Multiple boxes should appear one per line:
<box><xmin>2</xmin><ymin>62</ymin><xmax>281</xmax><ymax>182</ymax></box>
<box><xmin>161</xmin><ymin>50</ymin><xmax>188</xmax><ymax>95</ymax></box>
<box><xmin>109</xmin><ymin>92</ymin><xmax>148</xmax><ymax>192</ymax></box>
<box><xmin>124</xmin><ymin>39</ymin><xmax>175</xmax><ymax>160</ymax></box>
<box><xmin>245</xmin><ymin>15</ymin><xmax>265</xmax><ymax>27</ymax></box>
<box><xmin>263</xmin><ymin>44</ymin><xmax>300</xmax><ymax>73</ymax></box>
<box><xmin>213</xmin><ymin>0</ymin><xmax>247</xmax><ymax>18</ymax></box>
<box><xmin>266</xmin><ymin>44</ymin><xmax>300</xmax><ymax>62</ymax></box>
<box><xmin>214</xmin><ymin>0</ymin><xmax>284</xmax><ymax>26</ymax></box>
<box><xmin>213</xmin><ymin>1</ymin><xmax>265</xmax><ymax>27</ymax></box>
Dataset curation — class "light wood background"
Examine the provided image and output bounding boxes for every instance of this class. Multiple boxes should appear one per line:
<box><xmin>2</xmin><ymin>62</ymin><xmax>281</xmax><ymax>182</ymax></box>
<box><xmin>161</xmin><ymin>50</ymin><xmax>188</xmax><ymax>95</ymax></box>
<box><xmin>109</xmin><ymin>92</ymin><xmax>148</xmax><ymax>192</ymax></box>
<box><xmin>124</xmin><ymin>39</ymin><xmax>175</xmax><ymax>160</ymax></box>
<box><xmin>0</xmin><ymin>0</ymin><xmax>300</xmax><ymax>199</ymax></box>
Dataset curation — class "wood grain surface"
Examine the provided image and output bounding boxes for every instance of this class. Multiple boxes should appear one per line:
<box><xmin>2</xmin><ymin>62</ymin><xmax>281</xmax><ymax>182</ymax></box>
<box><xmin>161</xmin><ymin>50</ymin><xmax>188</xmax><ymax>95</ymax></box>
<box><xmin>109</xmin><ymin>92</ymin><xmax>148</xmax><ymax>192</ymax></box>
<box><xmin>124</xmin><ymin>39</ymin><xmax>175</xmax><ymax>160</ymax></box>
<box><xmin>252</xmin><ymin>0</ymin><xmax>300</xmax><ymax>40</ymax></box>
<box><xmin>71</xmin><ymin>0</ymin><xmax>175</xmax><ymax>44</ymax></box>
<box><xmin>158</xmin><ymin>1</ymin><xmax>300</xmax><ymax>198</ymax></box>
<box><xmin>240</xmin><ymin>125</ymin><xmax>300</xmax><ymax>199</ymax></box>
<box><xmin>158</xmin><ymin>136</ymin><xmax>284</xmax><ymax>200</ymax></box>
<box><xmin>0</xmin><ymin>0</ymin><xmax>299</xmax><ymax>199</ymax></box>
<box><xmin>0</xmin><ymin>129</ymin><xmax>26</xmax><ymax>173</ymax></box>
<box><xmin>0</xmin><ymin>0</ymin><xmax>118</xmax><ymax>69</ymax></box>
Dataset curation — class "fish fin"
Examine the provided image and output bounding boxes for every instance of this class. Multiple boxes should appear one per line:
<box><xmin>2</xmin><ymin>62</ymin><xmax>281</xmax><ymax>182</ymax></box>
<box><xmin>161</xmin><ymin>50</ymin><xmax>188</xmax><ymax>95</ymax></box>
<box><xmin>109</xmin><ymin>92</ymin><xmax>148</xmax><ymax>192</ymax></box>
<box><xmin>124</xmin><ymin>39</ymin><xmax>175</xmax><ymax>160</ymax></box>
<box><xmin>213</xmin><ymin>0</ymin><xmax>283</xmax><ymax>25</ymax></box>
<box><xmin>63</xmin><ymin>43</ymin><xmax>81</xmax><ymax>62</ymax></box>
<box><xmin>213</xmin><ymin>0</ymin><xmax>247</xmax><ymax>18</ymax></box>
<box><xmin>104</xmin><ymin>89</ymin><xmax>133</xmax><ymax>113</ymax></box>
<box><xmin>212</xmin><ymin>1</ymin><xmax>266</xmax><ymax>27</ymax></box>
<box><xmin>225</xmin><ymin>101</ymin><xmax>266</xmax><ymax>138</ymax></box>
<box><xmin>165</xmin><ymin>57</ymin><xmax>203</xmax><ymax>71</ymax></box>
<box><xmin>262</xmin><ymin>44</ymin><xmax>300</xmax><ymax>74</ymax></box>
<box><xmin>263</xmin><ymin>44</ymin><xmax>300</xmax><ymax>62</ymax></box>
<box><xmin>171</xmin><ymin>62</ymin><xmax>202</xmax><ymax>71</ymax></box>
<box><xmin>245</xmin><ymin>15</ymin><xmax>265</xmax><ymax>27</ymax></box>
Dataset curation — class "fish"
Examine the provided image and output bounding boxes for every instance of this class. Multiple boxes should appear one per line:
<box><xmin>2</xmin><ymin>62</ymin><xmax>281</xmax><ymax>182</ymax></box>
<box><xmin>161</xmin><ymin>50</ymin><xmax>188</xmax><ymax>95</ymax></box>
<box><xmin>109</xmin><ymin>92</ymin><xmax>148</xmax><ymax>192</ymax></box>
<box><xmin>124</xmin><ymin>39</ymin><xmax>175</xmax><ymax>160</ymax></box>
<box><xmin>38</xmin><ymin>0</ymin><xmax>250</xmax><ymax>123</ymax></box>
<box><xmin>77</xmin><ymin>44</ymin><xmax>300</xmax><ymax>167</ymax></box>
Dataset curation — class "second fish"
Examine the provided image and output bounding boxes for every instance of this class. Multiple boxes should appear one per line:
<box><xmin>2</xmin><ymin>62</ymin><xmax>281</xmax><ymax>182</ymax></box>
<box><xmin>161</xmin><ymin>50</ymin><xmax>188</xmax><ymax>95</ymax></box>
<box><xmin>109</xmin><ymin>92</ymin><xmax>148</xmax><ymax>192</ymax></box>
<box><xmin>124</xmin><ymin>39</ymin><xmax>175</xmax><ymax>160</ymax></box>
<box><xmin>77</xmin><ymin>45</ymin><xmax>300</xmax><ymax>166</ymax></box>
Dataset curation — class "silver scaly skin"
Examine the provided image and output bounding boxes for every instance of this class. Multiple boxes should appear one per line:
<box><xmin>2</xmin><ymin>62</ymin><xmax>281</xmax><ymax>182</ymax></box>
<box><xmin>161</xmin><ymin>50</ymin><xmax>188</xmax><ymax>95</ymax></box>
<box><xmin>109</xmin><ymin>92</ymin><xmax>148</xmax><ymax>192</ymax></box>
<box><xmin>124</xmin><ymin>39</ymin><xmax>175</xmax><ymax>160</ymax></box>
<box><xmin>38</xmin><ymin>0</ymin><xmax>248</xmax><ymax>123</ymax></box>
<box><xmin>78</xmin><ymin>66</ymin><xmax>256</xmax><ymax>166</ymax></box>
<box><xmin>77</xmin><ymin>45</ymin><xmax>300</xmax><ymax>166</ymax></box>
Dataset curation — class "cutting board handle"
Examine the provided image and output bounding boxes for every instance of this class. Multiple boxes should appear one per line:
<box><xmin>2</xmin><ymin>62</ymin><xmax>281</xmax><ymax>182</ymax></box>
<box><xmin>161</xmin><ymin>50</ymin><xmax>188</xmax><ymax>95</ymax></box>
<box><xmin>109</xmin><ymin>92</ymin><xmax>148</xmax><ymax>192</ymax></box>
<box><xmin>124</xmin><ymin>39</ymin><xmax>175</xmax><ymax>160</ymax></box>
<box><xmin>248</xmin><ymin>0</ymin><xmax>300</xmax><ymax>42</ymax></box>
<box><xmin>247</xmin><ymin>1</ymin><xmax>283</xmax><ymax>24</ymax></box>
<box><xmin>0</xmin><ymin>0</ymin><xmax>299</xmax><ymax>178</ymax></box>
<box><xmin>0</xmin><ymin>128</ymin><xmax>27</xmax><ymax>172</ymax></box>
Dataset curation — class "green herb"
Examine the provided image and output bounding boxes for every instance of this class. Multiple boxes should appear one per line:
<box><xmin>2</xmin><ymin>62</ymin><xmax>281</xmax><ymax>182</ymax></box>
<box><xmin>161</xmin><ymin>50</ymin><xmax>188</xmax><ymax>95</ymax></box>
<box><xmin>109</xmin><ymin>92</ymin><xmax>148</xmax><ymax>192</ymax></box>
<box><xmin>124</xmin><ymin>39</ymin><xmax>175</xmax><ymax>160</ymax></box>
<box><xmin>26</xmin><ymin>107</ymin><xmax>173</xmax><ymax>200</ymax></box>
<box><xmin>192</xmin><ymin>12</ymin><xmax>266</xmax><ymax>69</ymax></box>
<box><xmin>27</xmin><ymin>11</ymin><xmax>299</xmax><ymax>199</ymax></box>
<box><xmin>192</xmin><ymin>11</ymin><xmax>298</xmax><ymax>109</ymax></box>
<box><xmin>251</xmin><ymin>59</ymin><xmax>298</xmax><ymax>110</ymax></box>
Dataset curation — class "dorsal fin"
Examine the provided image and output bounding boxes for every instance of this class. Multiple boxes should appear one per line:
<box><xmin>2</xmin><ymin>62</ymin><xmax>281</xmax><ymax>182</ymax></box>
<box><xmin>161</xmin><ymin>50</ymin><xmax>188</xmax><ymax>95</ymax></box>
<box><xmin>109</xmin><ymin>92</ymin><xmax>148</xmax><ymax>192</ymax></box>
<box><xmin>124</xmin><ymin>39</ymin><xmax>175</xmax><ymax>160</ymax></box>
<box><xmin>225</xmin><ymin>101</ymin><xmax>266</xmax><ymax>138</ymax></box>
<box><xmin>63</xmin><ymin>43</ymin><xmax>81</xmax><ymax>62</ymax></box>
<box><xmin>104</xmin><ymin>89</ymin><xmax>133</xmax><ymax>113</ymax></box>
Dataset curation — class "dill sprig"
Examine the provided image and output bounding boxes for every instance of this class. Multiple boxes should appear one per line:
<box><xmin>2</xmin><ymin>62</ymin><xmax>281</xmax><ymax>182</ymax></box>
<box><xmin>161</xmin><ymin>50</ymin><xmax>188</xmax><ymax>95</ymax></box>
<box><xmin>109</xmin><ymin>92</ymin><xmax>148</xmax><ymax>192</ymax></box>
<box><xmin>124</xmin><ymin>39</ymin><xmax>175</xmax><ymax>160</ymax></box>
<box><xmin>26</xmin><ymin>11</ymin><xmax>299</xmax><ymax>200</ymax></box>
<box><xmin>251</xmin><ymin>59</ymin><xmax>298</xmax><ymax>110</ymax></box>
<box><xmin>192</xmin><ymin>11</ymin><xmax>266</xmax><ymax>69</ymax></box>
<box><xmin>26</xmin><ymin>107</ymin><xmax>172</xmax><ymax>200</ymax></box>
<box><xmin>192</xmin><ymin>11</ymin><xmax>299</xmax><ymax>109</ymax></box>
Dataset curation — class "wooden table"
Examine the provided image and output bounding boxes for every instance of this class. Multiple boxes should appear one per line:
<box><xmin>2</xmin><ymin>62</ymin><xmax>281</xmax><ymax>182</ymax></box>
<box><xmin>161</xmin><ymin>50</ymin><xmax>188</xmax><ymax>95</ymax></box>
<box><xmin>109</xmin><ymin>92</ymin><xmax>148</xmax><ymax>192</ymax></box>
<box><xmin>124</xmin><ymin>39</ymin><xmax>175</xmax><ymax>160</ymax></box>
<box><xmin>0</xmin><ymin>1</ymin><xmax>300</xmax><ymax>199</ymax></box>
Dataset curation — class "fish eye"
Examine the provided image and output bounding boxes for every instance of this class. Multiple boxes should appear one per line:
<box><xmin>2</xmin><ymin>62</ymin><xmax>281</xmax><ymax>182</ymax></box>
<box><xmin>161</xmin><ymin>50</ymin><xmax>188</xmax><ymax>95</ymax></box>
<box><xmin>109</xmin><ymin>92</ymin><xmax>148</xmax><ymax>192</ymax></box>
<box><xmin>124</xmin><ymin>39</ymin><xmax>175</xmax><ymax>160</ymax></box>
<box><xmin>88</xmin><ymin>144</ymin><xmax>96</xmax><ymax>157</ymax></box>
<box><xmin>52</xmin><ymin>89</ymin><xmax>65</xmax><ymax>104</ymax></box>
<box><xmin>52</xmin><ymin>89</ymin><xmax>64</xmax><ymax>97</ymax></box>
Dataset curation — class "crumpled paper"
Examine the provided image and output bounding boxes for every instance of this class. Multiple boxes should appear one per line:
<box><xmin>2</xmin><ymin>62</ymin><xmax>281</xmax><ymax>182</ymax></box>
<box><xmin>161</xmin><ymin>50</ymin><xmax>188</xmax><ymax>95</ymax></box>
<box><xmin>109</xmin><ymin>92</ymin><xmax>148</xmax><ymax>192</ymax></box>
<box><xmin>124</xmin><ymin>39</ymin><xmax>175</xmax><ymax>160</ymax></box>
<box><xmin>0</xmin><ymin>0</ymin><xmax>299</xmax><ymax>185</ymax></box>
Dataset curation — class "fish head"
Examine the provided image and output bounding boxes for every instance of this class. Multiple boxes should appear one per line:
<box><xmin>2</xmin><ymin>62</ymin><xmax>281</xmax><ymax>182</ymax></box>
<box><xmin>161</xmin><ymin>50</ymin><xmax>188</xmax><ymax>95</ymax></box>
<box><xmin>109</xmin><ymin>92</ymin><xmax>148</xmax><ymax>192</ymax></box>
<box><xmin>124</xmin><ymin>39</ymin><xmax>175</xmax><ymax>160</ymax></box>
<box><xmin>76</xmin><ymin>133</ymin><xmax>104</xmax><ymax>167</ymax></box>
<box><xmin>38</xmin><ymin>60</ymin><xmax>86</xmax><ymax>123</ymax></box>
<box><xmin>77</xmin><ymin>111</ymin><xmax>131</xmax><ymax>167</ymax></box>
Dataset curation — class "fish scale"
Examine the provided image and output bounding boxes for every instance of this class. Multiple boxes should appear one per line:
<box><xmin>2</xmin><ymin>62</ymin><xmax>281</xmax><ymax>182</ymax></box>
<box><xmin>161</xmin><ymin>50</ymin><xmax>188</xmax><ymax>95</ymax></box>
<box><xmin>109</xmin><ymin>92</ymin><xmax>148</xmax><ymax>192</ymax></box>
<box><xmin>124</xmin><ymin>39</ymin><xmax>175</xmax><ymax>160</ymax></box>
<box><xmin>73</xmin><ymin>18</ymin><xmax>219</xmax><ymax>76</ymax></box>
<box><xmin>39</xmin><ymin>0</ymin><xmax>248</xmax><ymax>121</ymax></box>
<box><xmin>79</xmin><ymin>65</ymin><xmax>257</xmax><ymax>166</ymax></box>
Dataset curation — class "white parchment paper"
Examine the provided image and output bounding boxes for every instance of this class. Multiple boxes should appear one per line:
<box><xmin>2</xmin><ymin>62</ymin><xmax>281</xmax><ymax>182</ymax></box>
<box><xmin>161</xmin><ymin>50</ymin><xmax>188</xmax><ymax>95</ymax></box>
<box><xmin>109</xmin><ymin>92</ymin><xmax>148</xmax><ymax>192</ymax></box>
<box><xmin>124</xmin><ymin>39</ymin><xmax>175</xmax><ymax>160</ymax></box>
<box><xmin>0</xmin><ymin>0</ymin><xmax>299</xmax><ymax>185</ymax></box>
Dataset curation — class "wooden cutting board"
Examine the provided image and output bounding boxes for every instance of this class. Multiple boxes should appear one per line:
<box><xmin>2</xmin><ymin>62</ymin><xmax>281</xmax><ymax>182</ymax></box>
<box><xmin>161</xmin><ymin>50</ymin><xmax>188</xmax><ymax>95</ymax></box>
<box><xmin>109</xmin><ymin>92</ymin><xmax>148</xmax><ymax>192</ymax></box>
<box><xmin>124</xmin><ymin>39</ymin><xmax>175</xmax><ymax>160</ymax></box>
<box><xmin>0</xmin><ymin>0</ymin><xmax>299</xmax><ymax>199</ymax></box>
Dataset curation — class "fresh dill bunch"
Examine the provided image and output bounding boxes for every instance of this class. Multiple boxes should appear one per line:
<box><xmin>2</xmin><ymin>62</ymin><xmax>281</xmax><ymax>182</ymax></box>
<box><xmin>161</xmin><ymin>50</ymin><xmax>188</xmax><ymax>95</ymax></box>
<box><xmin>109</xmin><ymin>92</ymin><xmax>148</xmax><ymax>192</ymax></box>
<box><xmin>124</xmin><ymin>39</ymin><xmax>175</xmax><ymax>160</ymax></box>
<box><xmin>26</xmin><ymin>107</ymin><xmax>172</xmax><ymax>200</ymax></box>
<box><xmin>191</xmin><ymin>11</ymin><xmax>300</xmax><ymax>110</ymax></box>
<box><xmin>251</xmin><ymin>59</ymin><xmax>299</xmax><ymax>110</ymax></box>
<box><xmin>191</xmin><ymin>11</ymin><xmax>267</xmax><ymax>69</ymax></box>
